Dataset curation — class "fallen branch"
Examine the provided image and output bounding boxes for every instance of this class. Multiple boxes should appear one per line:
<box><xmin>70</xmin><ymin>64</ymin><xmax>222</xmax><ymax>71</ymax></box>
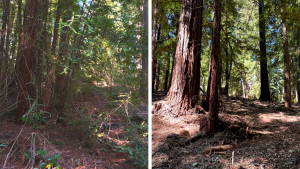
<box><xmin>202</xmin><ymin>144</ymin><xmax>236</xmax><ymax>154</ymax></box>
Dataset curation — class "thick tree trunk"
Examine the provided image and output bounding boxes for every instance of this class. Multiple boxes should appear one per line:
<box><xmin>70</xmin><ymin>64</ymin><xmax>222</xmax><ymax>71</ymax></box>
<box><xmin>207</xmin><ymin>0</ymin><xmax>221</xmax><ymax>135</ymax></box>
<box><xmin>43</xmin><ymin>2</ymin><xmax>61</xmax><ymax>112</ymax></box>
<box><xmin>259</xmin><ymin>0</ymin><xmax>271</xmax><ymax>100</ymax></box>
<box><xmin>281</xmin><ymin>0</ymin><xmax>291</xmax><ymax>107</ymax></box>
<box><xmin>152</xmin><ymin>0</ymin><xmax>158</xmax><ymax>89</ymax></box>
<box><xmin>167</xmin><ymin>0</ymin><xmax>202</xmax><ymax>111</ymax></box>
<box><xmin>17</xmin><ymin>0</ymin><xmax>38</xmax><ymax>123</ymax></box>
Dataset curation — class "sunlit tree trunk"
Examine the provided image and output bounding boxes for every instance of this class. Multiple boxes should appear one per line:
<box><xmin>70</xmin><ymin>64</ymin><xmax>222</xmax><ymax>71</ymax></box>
<box><xmin>167</xmin><ymin>0</ymin><xmax>202</xmax><ymax>111</ymax></box>
<box><xmin>259</xmin><ymin>0</ymin><xmax>271</xmax><ymax>100</ymax></box>
<box><xmin>281</xmin><ymin>0</ymin><xmax>291</xmax><ymax>107</ymax></box>
<box><xmin>207</xmin><ymin>0</ymin><xmax>221</xmax><ymax>135</ymax></box>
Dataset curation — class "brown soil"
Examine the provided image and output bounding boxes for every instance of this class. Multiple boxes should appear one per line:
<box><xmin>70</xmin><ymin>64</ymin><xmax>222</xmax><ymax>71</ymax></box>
<box><xmin>152</xmin><ymin>92</ymin><xmax>300</xmax><ymax>169</ymax></box>
<box><xmin>0</xmin><ymin>86</ymin><xmax>147</xmax><ymax>169</ymax></box>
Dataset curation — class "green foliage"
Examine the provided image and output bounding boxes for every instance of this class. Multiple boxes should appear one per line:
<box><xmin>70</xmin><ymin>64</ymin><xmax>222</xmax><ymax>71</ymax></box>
<box><xmin>105</xmin><ymin>121</ymin><xmax>148</xmax><ymax>168</ymax></box>
<box><xmin>20</xmin><ymin>99</ymin><xmax>50</xmax><ymax>127</ymax></box>
<box><xmin>23</xmin><ymin>149</ymin><xmax>62</xmax><ymax>169</ymax></box>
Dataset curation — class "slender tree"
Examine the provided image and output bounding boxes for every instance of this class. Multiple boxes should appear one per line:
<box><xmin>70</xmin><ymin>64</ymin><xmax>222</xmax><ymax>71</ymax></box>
<box><xmin>42</xmin><ymin>2</ymin><xmax>61</xmax><ymax>112</ymax></box>
<box><xmin>207</xmin><ymin>0</ymin><xmax>221</xmax><ymax>135</ymax></box>
<box><xmin>281</xmin><ymin>0</ymin><xmax>291</xmax><ymax>107</ymax></box>
<box><xmin>152</xmin><ymin>0</ymin><xmax>158</xmax><ymax>89</ymax></box>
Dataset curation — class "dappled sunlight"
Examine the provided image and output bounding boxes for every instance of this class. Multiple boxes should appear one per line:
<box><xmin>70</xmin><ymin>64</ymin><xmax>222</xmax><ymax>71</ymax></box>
<box><xmin>259</xmin><ymin>112</ymin><xmax>300</xmax><ymax>123</ymax></box>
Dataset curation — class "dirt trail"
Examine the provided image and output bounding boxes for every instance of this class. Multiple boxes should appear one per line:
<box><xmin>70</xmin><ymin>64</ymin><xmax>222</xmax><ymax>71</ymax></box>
<box><xmin>152</xmin><ymin>92</ymin><xmax>300</xmax><ymax>169</ymax></box>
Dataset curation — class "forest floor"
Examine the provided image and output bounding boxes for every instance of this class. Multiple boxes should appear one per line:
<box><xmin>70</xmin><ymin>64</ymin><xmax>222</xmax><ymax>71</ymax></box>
<box><xmin>152</xmin><ymin>91</ymin><xmax>300</xmax><ymax>169</ymax></box>
<box><xmin>0</xmin><ymin>86</ymin><xmax>148</xmax><ymax>169</ymax></box>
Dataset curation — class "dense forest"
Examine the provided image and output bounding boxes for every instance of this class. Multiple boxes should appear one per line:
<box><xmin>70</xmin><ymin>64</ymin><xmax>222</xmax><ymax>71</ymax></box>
<box><xmin>152</xmin><ymin>0</ymin><xmax>300</xmax><ymax>168</ymax></box>
<box><xmin>0</xmin><ymin>0</ymin><xmax>148</xmax><ymax>168</ymax></box>
<box><xmin>153</xmin><ymin>0</ymin><xmax>300</xmax><ymax>108</ymax></box>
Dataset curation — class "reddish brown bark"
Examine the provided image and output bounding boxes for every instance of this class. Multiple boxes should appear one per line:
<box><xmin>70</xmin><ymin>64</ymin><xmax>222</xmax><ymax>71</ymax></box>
<box><xmin>167</xmin><ymin>0</ymin><xmax>202</xmax><ymax>110</ymax></box>
<box><xmin>17</xmin><ymin>0</ymin><xmax>38</xmax><ymax>123</ymax></box>
<box><xmin>281</xmin><ymin>0</ymin><xmax>291</xmax><ymax>107</ymax></box>
<box><xmin>207</xmin><ymin>0</ymin><xmax>221</xmax><ymax>135</ymax></box>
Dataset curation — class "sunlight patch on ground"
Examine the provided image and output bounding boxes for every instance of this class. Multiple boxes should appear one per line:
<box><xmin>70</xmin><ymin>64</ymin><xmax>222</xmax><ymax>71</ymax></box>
<box><xmin>259</xmin><ymin>112</ymin><xmax>300</xmax><ymax>123</ymax></box>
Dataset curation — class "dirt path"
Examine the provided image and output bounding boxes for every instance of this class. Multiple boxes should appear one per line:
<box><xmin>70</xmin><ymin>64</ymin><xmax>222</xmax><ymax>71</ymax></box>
<box><xmin>0</xmin><ymin>86</ymin><xmax>147</xmax><ymax>169</ymax></box>
<box><xmin>152</xmin><ymin>92</ymin><xmax>300</xmax><ymax>168</ymax></box>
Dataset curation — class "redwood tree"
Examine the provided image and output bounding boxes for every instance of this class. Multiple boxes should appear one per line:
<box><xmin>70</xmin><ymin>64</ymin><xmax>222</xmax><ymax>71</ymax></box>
<box><xmin>17</xmin><ymin>0</ymin><xmax>38</xmax><ymax>123</ymax></box>
<box><xmin>281</xmin><ymin>0</ymin><xmax>291</xmax><ymax>107</ymax></box>
<box><xmin>167</xmin><ymin>0</ymin><xmax>202</xmax><ymax>111</ymax></box>
<box><xmin>207</xmin><ymin>0</ymin><xmax>221</xmax><ymax>135</ymax></box>
<box><xmin>259</xmin><ymin>0</ymin><xmax>271</xmax><ymax>100</ymax></box>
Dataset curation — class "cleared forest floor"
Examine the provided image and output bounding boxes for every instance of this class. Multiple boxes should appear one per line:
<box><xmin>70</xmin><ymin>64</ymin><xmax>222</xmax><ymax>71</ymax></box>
<box><xmin>0</xmin><ymin>86</ymin><xmax>147</xmax><ymax>169</ymax></box>
<box><xmin>152</xmin><ymin>91</ymin><xmax>300</xmax><ymax>169</ymax></box>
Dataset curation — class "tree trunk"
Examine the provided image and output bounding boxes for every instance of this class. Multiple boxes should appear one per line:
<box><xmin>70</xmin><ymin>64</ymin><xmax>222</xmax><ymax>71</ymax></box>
<box><xmin>168</xmin><ymin>53</ymin><xmax>174</xmax><ymax>91</ymax></box>
<box><xmin>154</xmin><ymin>61</ymin><xmax>160</xmax><ymax>91</ymax></box>
<box><xmin>259</xmin><ymin>0</ymin><xmax>271</xmax><ymax>100</ymax></box>
<box><xmin>0</xmin><ymin>0</ymin><xmax>10</xmax><ymax>80</ymax></box>
<box><xmin>152</xmin><ymin>59</ymin><xmax>157</xmax><ymax>92</ymax></box>
<box><xmin>54</xmin><ymin>11</ymin><xmax>71</xmax><ymax>111</ymax></box>
<box><xmin>152</xmin><ymin>0</ymin><xmax>158</xmax><ymax>89</ymax></box>
<box><xmin>202</xmin><ymin>75</ymin><xmax>205</xmax><ymax>93</ymax></box>
<box><xmin>207</xmin><ymin>0</ymin><xmax>221</xmax><ymax>135</ymax></box>
<box><xmin>140</xmin><ymin>0</ymin><xmax>148</xmax><ymax>99</ymax></box>
<box><xmin>164</xmin><ymin>54</ymin><xmax>171</xmax><ymax>91</ymax></box>
<box><xmin>236</xmin><ymin>79</ymin><xmax>239</xmax><ymax>98</ymax></box>
<box><xmin>167</xmin><ymin>0</ymin><xmax>202</xmax><ymax>111</ymax></box>
<box><xmin>296</xmin><ymin>28</ymin><xmax>300</xmax><ymax>103</ymax></box>
<box><xmin>43</xmin><ymin>2</ymin><xmax>61</xmax><ymax>112</ymax></box>
<box><xmin>152</xmin><ymin>25</ymin><xmax>161</xmax><ymax>92</ymax></box>
<box><xmin>17</xmin><ymin>0</ymin><xmax>38</xmax><ymax>123</ymax></box>
<box><xmin>281</xmin><ymin>0</ymin><xmax>291</xmax><ymax>107</ymax></box>
<box><xmin>168</xmin><ymin>17</ymin><xmax>180</xmax><ymax>92</ymax></box>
